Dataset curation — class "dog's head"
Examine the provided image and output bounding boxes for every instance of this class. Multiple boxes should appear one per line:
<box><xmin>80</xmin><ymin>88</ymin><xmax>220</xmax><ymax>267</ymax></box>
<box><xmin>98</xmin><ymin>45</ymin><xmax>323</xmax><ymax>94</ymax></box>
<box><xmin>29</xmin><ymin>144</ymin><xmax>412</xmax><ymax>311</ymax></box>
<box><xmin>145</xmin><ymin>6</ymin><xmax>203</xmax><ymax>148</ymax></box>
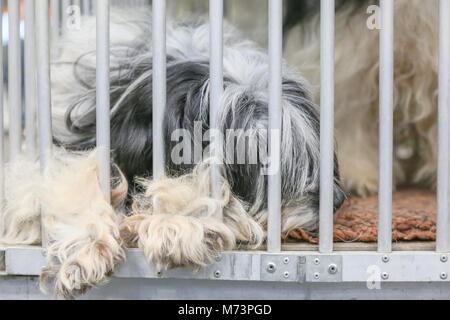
<box><xmin>54</xmin><ymin>17</ymin><xmax>345</xmax><ymax>231</ymax></box>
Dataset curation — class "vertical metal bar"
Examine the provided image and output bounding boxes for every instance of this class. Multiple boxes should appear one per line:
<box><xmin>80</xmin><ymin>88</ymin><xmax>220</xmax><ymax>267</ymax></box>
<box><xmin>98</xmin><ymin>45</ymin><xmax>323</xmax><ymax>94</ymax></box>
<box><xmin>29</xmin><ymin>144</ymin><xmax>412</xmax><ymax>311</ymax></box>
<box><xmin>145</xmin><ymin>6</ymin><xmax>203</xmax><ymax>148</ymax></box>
<box><xmin>73</xmin><ymin>0</ymin><xmax>81</xmax><ymax>10</ymax></box>
<box><xmin>96</xmin><ymin>0</ymin><xmax>111</xmax><ymax>203</ymax></box>
<box><xmin>36</xmin><ymin>0</ymin><xmax>52</xmax><ymax>247</ymax></box>
<box><xmin>82</xmin><ymin>0</ymin><xmax>90</xmax><ymax>15</ymax></box>
<box><xmin>437</xmin><ymin>0</ymin><xmax>450</xmax><ymax>253</ymax></box>
<box><xmin>51</xmin><ymin>0</ymin><xmax>61</xmax><ymax>43</ymax></box>
<box><xmin>319</xmin><ymin>0</ymin><xmax>335</xmax><ymax>254</ymax></box>
<box><xmin>209</xmin><ymin>0</ymin><xmax>223</xmax><ymax>220</ymax></box>
<box><xmin>267</xmin><ymin>0</ymin><xmax>282</xmax><ymax>253</ymax></box>
<box><xmin>8</xmin><ymin>0</ymin><xmax>23</xmax><ymax>161</ymax></box>
<box><xmin>0</xmin><ymin>0</ymin><xmax>4</xmax><ymax>236</ymax></box>
<box><xmin>378</xmin><ymin>0</ymin><xmax>394</xmax><ymax>253</ymax></box>
<box><xmin>25</xmin><ymin>0</ymin><xmax>37</xmax><ymax>158</ymax></box>
<box><xmin>152</xmin><ymin>0</ymin><xmax>166</xmax><ymax>178</ymax></box>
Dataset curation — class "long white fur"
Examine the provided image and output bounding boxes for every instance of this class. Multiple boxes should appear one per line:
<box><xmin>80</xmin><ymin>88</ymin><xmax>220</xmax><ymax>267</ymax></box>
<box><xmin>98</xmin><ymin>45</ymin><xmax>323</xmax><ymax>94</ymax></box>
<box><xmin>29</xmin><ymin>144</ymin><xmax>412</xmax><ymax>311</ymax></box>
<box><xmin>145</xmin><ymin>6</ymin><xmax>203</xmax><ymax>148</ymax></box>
<box><xmin>0</xmin><ymin>157</ymin><xmax>41</xmax><ymax>246</ymax></box>
<box><xmin>39</xmin><ymin>150</ymin><xmax>126</xmax><ymax>299</ymax></box>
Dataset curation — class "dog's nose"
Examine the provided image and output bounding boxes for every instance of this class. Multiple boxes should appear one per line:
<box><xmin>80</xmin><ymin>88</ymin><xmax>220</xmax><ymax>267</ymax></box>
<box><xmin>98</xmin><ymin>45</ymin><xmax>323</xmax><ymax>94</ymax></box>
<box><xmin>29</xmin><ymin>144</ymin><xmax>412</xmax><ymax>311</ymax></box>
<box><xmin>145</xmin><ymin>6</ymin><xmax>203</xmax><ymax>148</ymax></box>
<box><xmin>333</xmin><ymin>185</ymin><xmax>346</xmax><ymax>212</ymax></box>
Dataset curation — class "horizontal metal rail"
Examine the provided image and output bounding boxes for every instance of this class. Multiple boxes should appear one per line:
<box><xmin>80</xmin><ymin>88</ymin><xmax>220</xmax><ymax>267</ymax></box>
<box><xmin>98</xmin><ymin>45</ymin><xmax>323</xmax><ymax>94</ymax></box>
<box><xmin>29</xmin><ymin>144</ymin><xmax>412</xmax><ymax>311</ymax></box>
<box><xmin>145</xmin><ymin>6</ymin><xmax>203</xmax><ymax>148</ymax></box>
<box><xmin>4</xmin><ymin>247</ymin><xmax>450</xmax><ymax>283</ymax></box>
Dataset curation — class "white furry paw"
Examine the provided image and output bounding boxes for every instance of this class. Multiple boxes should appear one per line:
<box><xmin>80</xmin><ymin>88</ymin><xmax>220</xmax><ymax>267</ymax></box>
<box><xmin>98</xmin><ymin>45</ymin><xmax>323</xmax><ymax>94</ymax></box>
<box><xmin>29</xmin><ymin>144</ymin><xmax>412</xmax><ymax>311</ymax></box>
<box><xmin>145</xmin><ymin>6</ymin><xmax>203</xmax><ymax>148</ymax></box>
<box><xmin>42</xmin><ymin>240</ymin><xmax>124</xmax><ymax>299</ymax></box>
<box><xmin>39</xmin><ymin>150</ymin><xmax>126</xmax><ymax>299</ymax></box>
<box><xmin>121</xmin><ymin>214</ymin><xmax>235</xmax><ymax>271</ymax></box>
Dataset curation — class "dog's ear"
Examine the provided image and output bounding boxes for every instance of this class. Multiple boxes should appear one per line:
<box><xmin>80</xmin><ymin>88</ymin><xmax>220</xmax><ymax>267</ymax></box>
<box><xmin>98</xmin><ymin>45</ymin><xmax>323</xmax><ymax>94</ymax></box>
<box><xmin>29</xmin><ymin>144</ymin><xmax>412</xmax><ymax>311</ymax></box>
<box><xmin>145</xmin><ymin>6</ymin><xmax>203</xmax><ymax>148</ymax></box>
<box><xmin>59</xmin><ymin>48</ymin><xmax>155</xmax><ymax>183</ymax></box>
<box><xmin>62</xmin><ymin>52</ymin><xmax>214</xmax><ymax>183</ymax></box>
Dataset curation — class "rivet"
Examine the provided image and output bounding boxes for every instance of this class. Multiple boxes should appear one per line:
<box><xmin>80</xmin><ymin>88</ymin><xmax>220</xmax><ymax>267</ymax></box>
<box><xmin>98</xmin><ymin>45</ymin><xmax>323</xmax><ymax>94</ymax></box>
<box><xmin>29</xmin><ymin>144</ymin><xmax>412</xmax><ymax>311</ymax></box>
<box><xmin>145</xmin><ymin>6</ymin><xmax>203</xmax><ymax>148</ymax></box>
<box><xmin>283</xmin><ymin>271</ymin><xmax>290</xmax><ymax>279</ymax></box>
<box><xmin>267</xmin><ymin>262</ymin><xmax>276</xmax><ymax>273</ymax></box>
<box><xmin>440</xmin><ymin>272</ymin><xmax>448</xmax><ymax>280</ymax></box>
<box><xmin>156</xmin><ymin>271</ymin><xmax>163</xmax><ymax>277</ymax></box>
<box><xmin>440</xmin><ymin>255</ymin><xmax>448</xmax><ymax>263</ymax></box>
<box><xmin>314</xmin><ymin>258</ymin><xmax>320</xmax><ymax>265</ymax></box>
<box><xmin>214</xmin><ymin>270</ymin><xmax>222</xmax><ymax>278</ymax></box>
<box><xmin>382</xmin><ymin>255</ymin><xmax>389</xmax><ymax>263</ymax></box>
<box><xmin>328</xmin><ymin>264</ymin><xmax>338</xmax><ymax>274</ymax></box>
<box><xmin>313</xmin><ymin>272</ymin><xmax>320</xmax><ymax>280</ymax></box>
<box><xmin>283</xmin><ymin>257</ymin><xmax>290</xmax><ymax>264</ymax></box>
<box><xmin>215</xmin><ymin>255</ymin><xmax>222</xmax><ymax>262</ymax></box>
<box><xmin>381</xmin><ymin>272</ymin><xmax>389</xmax><ymax>280</ymax></box>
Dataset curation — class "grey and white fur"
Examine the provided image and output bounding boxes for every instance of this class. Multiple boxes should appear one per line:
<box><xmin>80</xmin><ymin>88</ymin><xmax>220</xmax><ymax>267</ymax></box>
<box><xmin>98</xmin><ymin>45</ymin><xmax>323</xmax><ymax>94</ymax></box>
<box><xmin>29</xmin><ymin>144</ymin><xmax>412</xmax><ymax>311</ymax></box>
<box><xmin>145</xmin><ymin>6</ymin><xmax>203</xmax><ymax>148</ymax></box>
<box><xmin>53</xmin><ymin>7</ymin><xmax>345</xmax><ymax>228</ymax></box>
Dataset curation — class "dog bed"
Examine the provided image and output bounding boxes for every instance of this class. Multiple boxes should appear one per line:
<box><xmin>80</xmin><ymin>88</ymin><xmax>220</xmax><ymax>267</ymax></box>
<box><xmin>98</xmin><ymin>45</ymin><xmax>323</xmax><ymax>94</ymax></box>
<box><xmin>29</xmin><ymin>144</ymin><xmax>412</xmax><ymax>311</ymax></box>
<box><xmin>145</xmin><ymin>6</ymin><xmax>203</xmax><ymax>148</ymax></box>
<box><xmin>284</xmin><ymin>189</ymin><xmax>436</xmax><ymax>243</ymax></box>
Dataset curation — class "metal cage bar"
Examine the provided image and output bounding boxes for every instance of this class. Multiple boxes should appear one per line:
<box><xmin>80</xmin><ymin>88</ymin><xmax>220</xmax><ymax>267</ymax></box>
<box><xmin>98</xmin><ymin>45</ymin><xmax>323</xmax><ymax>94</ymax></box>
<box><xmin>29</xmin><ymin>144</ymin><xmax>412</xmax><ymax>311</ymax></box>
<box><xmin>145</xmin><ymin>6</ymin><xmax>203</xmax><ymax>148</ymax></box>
<box><xmin>8</xmin><ymin>0</ymin><xmax>23</xmax><ymax>161</ymax></box>
<box><xmin>209</xmin><ymin>0</ymin><xmax>224</xmax><ymax>220</ymax></box>
<box><xmin>73</xmin><ymin>0</ymin><xmax>81</xmax><ymax>10</ymax></box>
<box><xmin>437</xmin><ymin>0</ymin><xmax>450</xmax><ymax>253</ymax></box>
<box><xmin>378</xmin><ymin>0</ymin><xmax>394</xmax><ymax>253</ymax></box>
<box><xmin>0</xmin><ymin>0</ymin><xmax>4</xmax><ymax>236</ymax></box>
<box><xmin>319</xmin><ymin>0</ymin><xmax>335</xmax><ymax>254</ymax></box>
<box><xmin>96</xmin><ymin>0</ymin><xmax>111</xmax><ymax>203</ymax></box>
<box><xmin>51</xmin><ymin>0</ymin><xmax>61</xmax><ymax>41</ymax></box>
<box><xmin>267</xmin><ymin>0</ymin><xmax>283</xmax><ymax>253</ymax></box>
<box><xmin>25</xmin><ymin>0</ymin><xmax>37</xmax><ymax>158</ymax></box>
<box><xmin>82</xmin><ymin>0</ymin><xmax>91</xmax><ymax>15</ymax></box>
<box><xmin>36</xmin><ymin>0</ymin><xmax>52</xmax><ymax>247</ymax></box>
<box><xmin>152</xmin><ymin>0</ymin><xmax>166</xmax><ymax>178</ymax></box>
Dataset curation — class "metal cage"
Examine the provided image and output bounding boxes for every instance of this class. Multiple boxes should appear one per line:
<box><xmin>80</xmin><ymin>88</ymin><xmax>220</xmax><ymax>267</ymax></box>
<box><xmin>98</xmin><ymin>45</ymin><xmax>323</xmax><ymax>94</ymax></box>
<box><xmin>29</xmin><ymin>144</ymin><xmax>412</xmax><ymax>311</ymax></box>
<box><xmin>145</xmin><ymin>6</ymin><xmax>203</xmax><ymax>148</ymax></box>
<box><xmin>0</xmin><ymin>0</ymin><xmax>450</xmax><ymax>299</ymax></box>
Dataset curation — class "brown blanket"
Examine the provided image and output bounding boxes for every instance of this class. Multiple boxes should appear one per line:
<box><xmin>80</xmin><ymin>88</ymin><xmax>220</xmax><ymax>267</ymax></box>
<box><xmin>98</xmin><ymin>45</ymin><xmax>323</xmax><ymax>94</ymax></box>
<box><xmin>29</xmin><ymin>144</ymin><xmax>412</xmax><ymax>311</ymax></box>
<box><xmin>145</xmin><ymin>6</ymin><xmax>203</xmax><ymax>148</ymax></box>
<box><xmin>284</xmin><ymin>190</ymin><xmax>436</xmax><ymax>243</ymax></box>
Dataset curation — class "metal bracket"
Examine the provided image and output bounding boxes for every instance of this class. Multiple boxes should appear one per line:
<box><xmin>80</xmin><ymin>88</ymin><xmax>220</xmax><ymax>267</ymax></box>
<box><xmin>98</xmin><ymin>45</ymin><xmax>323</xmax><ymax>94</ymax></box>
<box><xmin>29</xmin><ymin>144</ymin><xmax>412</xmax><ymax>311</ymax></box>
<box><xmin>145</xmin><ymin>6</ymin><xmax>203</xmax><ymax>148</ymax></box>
<box><xmin>306</xmin><ymin>255</ymin><xmax>343</xmax><ymax>282</ymax></box>
<box><xmin>260</xmin><ymin>255</ymin><xmax>302</xmax><ymax>282</ymax></box>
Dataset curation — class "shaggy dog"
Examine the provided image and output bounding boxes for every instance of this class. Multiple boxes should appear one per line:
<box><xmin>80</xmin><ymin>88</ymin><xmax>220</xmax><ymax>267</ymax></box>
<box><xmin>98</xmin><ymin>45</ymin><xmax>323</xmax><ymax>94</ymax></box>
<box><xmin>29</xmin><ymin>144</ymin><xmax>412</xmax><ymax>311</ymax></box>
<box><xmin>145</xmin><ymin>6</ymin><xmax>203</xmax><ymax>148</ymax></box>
<box><xmin>2</xmin><ymin>7</ymin><xmax>345</xmax><ymax>298</ymax></box>
<box><xmin>285</xmin><ymin>0</ymin><xmax>439</xmax><ymax>197</ymax></box>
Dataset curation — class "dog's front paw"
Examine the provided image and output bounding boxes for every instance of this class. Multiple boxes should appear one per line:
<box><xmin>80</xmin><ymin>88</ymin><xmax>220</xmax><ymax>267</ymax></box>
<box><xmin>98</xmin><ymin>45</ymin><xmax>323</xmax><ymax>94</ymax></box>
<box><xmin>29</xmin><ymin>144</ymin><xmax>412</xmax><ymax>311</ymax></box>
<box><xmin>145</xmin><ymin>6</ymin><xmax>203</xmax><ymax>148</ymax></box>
<box><xmin>343</xmin><ymin>175</ymin><xmax>378</xmax><ymax>198</ymax></box>
<box><xmin>339</xmin><ymin>160</ymin><xmax>379</xmax><ymax>197</ymax></box>
<box><xmin>125</xmin><ymin>214</ymin><xmax>236</xmax><ymax>271</ymax></box>
<box><xmin>41</xmin><ymin>240</ymin><xmax>125</xmax><ymax>300</ymax></box>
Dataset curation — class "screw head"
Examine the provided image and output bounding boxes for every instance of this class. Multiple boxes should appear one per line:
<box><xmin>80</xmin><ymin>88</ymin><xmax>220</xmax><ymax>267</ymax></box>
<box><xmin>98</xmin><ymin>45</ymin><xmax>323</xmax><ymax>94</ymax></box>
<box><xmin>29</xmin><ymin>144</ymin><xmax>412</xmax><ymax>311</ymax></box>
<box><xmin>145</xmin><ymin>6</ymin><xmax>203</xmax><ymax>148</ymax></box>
<box><xmin>214</xmin><ymin>270</ymin><xmax>222</xmax><ymax>278</ymax></box>
<box><xmin>267</xmin><ymin>262</ymin><xmax>276</xmax><ymax>273</ymax></box>
<box><xmin>283</xmin><ymin>271</ymin><xmax>290</xmax><ymax>279</ymax></box>
<box><xmin>283</xmin><ymin>257</ymin><xmax>290</xmax><ymax>264</ymax></box>
<box><xmin>156</xmin><ymin>271</ymin><xmax>163</xmax><ymax>277</ymax></box>
<box><xmin>313</xmin><ymin>272</ymin><xmax>320</xmax><ymax>280</ymax></box>
<box><xmin>314</xmin><ymin>258</ymin><xmax>320</xmax><ymax>265</ymax></box>
<box><xmin>381</xmin><ymin>272</ymin><xmax>389</xmax><ymax>280</ymax></box>
<box><xmin>382</xmin><ymin>255</ymin><xmax>390</xmax><ymax>263</ymax></box>
<box><xmin>328</xmin><ymin>264</ymin><xmax>338</xmax><ymax>274</ymax></box>
<box><xmin>440</xmin><ymin>272</ymin><xmax>448</xmax><ymax>280</ymax></box>
<box><xmin>441</xmin><ymin>255</ymin><xmax>448</xmax><ymax>263</ymax></box>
